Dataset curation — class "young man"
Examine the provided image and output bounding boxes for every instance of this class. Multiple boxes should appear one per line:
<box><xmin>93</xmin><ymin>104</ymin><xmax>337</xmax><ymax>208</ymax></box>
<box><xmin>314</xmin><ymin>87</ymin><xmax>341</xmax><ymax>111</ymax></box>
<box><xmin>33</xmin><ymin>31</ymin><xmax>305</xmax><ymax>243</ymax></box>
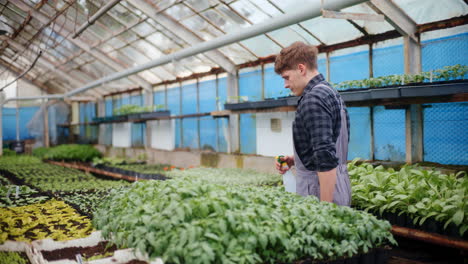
<box><xmin>274</xmin><ymin>41</ymin><xmax>351</xmax><ymax>206</ymax></box>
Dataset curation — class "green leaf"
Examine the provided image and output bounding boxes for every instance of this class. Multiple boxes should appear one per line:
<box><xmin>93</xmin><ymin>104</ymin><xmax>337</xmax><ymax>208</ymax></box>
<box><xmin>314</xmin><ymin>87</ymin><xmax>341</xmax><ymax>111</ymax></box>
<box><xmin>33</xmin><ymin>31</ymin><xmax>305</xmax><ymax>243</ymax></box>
<box><xmin>452</xmin><ymin>210</ymin><xmax>464</xmax><ymax>226</ymax></box>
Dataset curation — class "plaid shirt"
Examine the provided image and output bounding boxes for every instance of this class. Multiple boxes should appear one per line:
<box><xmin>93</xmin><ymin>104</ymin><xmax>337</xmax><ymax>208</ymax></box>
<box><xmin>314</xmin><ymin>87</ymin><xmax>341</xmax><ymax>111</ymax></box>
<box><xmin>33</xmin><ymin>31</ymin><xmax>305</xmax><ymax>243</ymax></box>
<box><xmin>293</xmin><ymin>74</ymin><xmax>350</xmax><ymax>172</ymax></box>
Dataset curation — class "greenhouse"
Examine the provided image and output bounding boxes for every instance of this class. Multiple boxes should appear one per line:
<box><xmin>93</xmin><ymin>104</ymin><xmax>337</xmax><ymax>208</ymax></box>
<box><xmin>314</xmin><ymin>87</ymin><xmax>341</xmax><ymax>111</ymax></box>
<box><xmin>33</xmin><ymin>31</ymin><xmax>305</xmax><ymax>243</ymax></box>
<box><xmin>0</xmin><ymin>0</ymin><xmax>467</xmax><ymax>263</ymax></box>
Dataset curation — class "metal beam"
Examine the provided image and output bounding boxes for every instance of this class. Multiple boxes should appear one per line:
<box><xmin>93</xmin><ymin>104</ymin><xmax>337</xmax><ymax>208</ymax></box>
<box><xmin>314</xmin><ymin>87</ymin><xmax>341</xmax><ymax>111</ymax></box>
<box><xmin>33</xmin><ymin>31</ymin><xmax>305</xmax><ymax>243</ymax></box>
<box><xmin>9</xmin><ymin>0</ymin><xmax>153</xmax><ymax>91</ymax></box>
<box><xmin>322</xmin><ymin>10</ymin><xmax>384</xmax><ymax>21</ymax></box>
<box><xmin>72</xmin><ymin>0</ymin><xmax>122</xmax><ymax>39</ymax></box>
<box><xmin>63</xmin><ymin>0</ymin><xmax>366</xmax><ymax>97</ymax></box>
<box><xmin>127</xmin><ymin>0</ymin><xmax>237</xmax><ymax>74</ymax></box>
<box><xmin>369</xmin><ymin>0</ymin><xmax>418</xmax><ymax>42</ymax></box>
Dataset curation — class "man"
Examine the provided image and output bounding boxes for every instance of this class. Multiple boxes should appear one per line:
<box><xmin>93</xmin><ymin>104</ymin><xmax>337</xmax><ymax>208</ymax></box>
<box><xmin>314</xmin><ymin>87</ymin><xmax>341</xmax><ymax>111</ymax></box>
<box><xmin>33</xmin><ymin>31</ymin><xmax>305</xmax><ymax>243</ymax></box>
<box><xmin>274</xmin><ymin>41</ymin><xmax>351</xmax><ymax>206</ymax></box>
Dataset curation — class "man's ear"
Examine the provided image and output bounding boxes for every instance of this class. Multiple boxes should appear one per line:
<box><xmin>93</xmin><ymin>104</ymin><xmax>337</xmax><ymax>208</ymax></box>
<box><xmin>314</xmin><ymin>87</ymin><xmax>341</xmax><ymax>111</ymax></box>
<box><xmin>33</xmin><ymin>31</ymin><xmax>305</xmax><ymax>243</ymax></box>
<box><xmin>297</xmin><ymin>64</ymin><xmax>306</xmax><ymax>75</ymax></box>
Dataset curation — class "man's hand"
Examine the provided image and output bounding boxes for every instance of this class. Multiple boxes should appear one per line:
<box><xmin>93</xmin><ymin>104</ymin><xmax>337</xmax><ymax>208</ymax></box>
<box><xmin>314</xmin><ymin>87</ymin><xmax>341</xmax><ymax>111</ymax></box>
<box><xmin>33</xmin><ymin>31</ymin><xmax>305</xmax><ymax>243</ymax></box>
<box><xmin>275</xmin><ymin>155</ymin><xmax>295</xmax><ymax>174</ymax></box>
<box><xmin>318</xmin><ymin>168</ymin><xmax>337</xmax><ymax>203</ymax></box>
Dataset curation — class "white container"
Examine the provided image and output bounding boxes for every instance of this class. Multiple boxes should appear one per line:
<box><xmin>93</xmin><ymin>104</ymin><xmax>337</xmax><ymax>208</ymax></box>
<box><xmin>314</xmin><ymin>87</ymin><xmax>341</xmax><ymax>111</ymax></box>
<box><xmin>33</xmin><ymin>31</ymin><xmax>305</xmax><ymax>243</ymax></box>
<box><xmin>282</xmin><ymin>170</ymin><xmax>296</xmax><ymax>193</ymax></box>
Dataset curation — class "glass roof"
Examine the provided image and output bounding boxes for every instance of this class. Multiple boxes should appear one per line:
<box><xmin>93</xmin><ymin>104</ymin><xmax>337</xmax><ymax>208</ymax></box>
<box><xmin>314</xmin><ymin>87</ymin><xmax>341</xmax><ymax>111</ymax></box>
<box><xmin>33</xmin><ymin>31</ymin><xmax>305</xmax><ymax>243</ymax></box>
<box><xmin>0</xmin><ymin>0</ymin><xmax>465</xmax><ymax>96</ymax></box>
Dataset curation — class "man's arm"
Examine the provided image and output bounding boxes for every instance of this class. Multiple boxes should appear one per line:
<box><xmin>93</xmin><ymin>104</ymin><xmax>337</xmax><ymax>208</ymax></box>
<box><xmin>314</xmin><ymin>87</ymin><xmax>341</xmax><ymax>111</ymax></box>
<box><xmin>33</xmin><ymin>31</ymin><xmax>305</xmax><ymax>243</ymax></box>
<box><xmin>318</xmin><ymin>168</ymin><xmax>337</xmax><ymax>202</ymax></box>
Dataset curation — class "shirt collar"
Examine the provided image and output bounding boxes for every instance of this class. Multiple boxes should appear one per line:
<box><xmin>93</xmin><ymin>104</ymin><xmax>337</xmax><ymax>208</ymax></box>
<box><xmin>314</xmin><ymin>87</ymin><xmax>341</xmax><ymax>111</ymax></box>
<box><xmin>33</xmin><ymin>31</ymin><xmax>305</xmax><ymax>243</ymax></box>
<box><xmin>298</xmin><ymin>73</ymin><xmax>325</xmax><ymax>102</ymax></box>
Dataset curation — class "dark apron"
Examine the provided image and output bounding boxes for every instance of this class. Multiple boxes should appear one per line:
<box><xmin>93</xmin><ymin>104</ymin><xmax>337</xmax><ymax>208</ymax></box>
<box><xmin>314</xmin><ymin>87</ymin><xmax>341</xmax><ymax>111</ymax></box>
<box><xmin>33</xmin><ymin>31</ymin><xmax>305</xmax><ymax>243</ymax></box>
<box><xmin>293</xmin><ymin>85</ymin><xmax>351</xmax><ymax>206</ymax></box>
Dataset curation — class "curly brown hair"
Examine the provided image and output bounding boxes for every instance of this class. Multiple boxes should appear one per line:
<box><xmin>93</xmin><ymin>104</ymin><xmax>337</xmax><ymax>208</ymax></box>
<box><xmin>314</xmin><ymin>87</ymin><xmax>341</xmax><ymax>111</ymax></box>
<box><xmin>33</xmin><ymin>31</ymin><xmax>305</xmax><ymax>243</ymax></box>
<box><xmin>274</xmin><ymin>41</ymin><xmax>318</xmax><ymax>74</ymax></box>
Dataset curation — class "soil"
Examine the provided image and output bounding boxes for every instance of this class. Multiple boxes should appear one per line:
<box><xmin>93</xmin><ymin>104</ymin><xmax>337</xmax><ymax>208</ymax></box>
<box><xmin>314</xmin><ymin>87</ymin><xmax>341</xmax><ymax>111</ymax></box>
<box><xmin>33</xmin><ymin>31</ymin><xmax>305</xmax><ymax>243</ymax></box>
<box><xmin>388</xmin><ymin>237</ymin><xmax>467</xmax><ymax>264</ymax></box>
<box><xmin>41</xmin><ymin>241</ymin><xmax>117</xmax><ymax>261</ymax></box>
<box><xmin>124</xmin><ymin>260</ymin><xmax>148</xmax><ymax>264</ymax></box>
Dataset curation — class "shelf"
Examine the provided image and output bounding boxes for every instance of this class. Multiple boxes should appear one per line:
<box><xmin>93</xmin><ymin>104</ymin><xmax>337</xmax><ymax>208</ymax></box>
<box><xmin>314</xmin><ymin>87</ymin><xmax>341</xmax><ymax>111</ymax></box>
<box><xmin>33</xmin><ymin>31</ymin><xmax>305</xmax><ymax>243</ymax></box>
<box><xmin>220</xmin><ymin>80</ymin><xmax>468</xmax><ymax>112</ymax></box>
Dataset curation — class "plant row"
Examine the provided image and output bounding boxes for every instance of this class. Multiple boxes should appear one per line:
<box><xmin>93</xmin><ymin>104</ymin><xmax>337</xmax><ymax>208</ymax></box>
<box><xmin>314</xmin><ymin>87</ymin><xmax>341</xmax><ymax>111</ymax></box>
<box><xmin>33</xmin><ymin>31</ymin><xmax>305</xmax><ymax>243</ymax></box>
<box><xmin>113</xmin><ymin>104</ymin><xmax>166</xmax><ymax>116</ymax></box>
<box><xmin>94</xmin><ymin>178</ymin><xmax>396</xmax><ymax>264</ymax></box>
<box><xmin>33</xmin><ymin>144</ymin><xmax>102</xmax><ymax>162</ymax></box>
<box><xmin>348</xmin><ymin>159</ymin><xmax>467</xmax><ymax>237</ymax></box>
<box><xmin>0</xmin><ymin>199</ymin><xmax>93</xmax><ymax>243</ymax></box>
<box><xmin>0</xmin><ymin>156</ymin><xmax>130</xmax><ymax>192</ymax></box>
<box><xmin>166</xmin><ymin>167</ymin><xmax>282</xmax><ymax>187</ymax></box>
<box><xmin>334</xmin><ymin>64</ymin><xmax>467</xmax><ymax>90</ymax></box>
<box><xmin>0</xmin><ymin>252</ymin><xmax>29</xmax><ymax>264</ymax></box>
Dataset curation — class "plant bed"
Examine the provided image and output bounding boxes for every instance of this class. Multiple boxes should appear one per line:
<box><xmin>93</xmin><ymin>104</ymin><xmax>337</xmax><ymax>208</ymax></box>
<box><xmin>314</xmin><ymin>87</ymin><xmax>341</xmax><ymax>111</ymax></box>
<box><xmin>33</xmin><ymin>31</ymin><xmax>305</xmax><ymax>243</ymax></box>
<box><xmin>94</xmin><ymin>178</ymin><xmax>396</xmax><ymax>263</ymax></box>
<box><xmin>0</xmin><ymin>161</ymin><xmax>130</xmax><ymax>192</ymax></box>
<box><xmin>41</xmin><ymin>241</ymin><xmax>117</xmax><ymax>261</ymax></box>
<box><xmin>224</xmin><ymin>96</ymin><xmax>299</xmax><ymax>111</ymax></box>
<box><xmin>367</xmin><ymin>210</ymin><xmax>468</xmax><ymax>240</ymax></box>
<box><xmin>54</xmin><ymin>189</ymin><xmax>122</xmax><ymax>218</ymax></box>
<box><xmin>94</xmin><ymin>164</ymin><xmax>168</xmax><ymax>181</ymax></box>
<box><xmin>139</xmin><ymin>110</ymin><xmax>170</xmax><ymax>120</ymax></box>
<box><xmin>0</xmin><ymin>251</ymin><xmax>30</xmax><ymax>264</ymax></box>
<box><xmin>0</xmin><ymin>199</ymin><xmax>93</xmax><ymax>243</ymax></box>
<box><xmin>165</xmin><ymin>167</ymin><xmax>282</xmax><ymax>186</ymax></box>
<box><xmin>349</xmin><ymin>159</ymin><xmax>468</xmax><ymax>240</ymax></box>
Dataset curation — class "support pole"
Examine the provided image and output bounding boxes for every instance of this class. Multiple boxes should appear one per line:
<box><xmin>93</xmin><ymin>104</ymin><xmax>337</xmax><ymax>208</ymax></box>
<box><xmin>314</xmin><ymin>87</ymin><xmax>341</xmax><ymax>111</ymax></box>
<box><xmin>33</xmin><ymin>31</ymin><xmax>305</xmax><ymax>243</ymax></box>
<box><xmin>43</xmin><ymin>102</ymin><xmax>49</xmax><ymax>147</ymax></box>
<box><xmin>404</xmin><ymin>36</ymin><xmax>423</xmax><ymax>164</ymax></box>
<box><xmin>227</xmin><ymin>72</ymin><xmax>239</xmax><ymax>153</ymax></box>
<box><xmin>144</xmin><ymin>89</ymin><xmax>153</xmax><ymax>150</ymax></box>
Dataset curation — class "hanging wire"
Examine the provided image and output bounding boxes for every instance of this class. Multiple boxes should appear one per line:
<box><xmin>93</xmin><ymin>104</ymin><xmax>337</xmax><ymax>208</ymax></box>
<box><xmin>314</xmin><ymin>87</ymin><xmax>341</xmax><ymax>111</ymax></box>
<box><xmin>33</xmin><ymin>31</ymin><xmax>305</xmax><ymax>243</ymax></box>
<box><xmin>0</xmin><ymin>50</ymin><xmax>42</xmax><ymax>92</ymax></box>
<box><xmin>0</xmin><ymin>1</ymin><xmax>76</xmax><ymax>81</ymax></box>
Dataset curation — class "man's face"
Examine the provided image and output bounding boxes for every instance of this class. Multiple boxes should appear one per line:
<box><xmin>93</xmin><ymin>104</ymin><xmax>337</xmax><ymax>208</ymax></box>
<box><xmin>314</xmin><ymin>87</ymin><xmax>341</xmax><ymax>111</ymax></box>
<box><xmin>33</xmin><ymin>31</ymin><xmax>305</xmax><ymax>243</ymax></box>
<box><xmin>281</xmin><ymin>65</ymin><xmax>306</xmax><ymax>96</ymax></box>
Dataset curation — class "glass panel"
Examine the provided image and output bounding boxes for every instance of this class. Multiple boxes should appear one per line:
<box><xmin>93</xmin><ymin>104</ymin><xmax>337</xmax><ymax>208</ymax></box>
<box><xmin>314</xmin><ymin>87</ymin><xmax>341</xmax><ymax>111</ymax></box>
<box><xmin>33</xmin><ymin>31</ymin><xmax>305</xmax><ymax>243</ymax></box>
<box><xmin>138</xmin><ymin>70</ymin><xmax>161</xmax><ymax>84</ymax></box>
<box><xmin>108</xmin><ymin>3</ymin><xmax>140</xmax><ymax>25</ymax></box>
<box><xmin>132</xmin><ymin>21</ymin><xmax>156</xmax><ymax>37</ymax></box>
<box><xmin>230</xmin><ymin>0</ymin><xmax>270</xmax><ymax>24</ymax></box>
<box><xmin>121</xmin><ymin>46</ymin><xmax>150</xmax><ymax>64</ymax></box>
<box><xmin>240</xmin><ymin>35</ymin><xmax>281</xmax><ymax>57</ymax></box>
<box><xmin>106</xmin><ymin>37</ymin><xmax>127</xmax><ymax>50</ymax></box>
<box><xmin>87</xmin><ymin>23</ymin><xmax>112</xmax><ymax>40</ymax></box>
<box><xmin>150</xmin><ymin>67</ymin><xmax>176</xmax><ymax>81</ymax></box>
<box><xmin>146</xmin><ymin>32</ymin><xmax>181</xmax><ymax>53</ymax></box>
<box><xmin>301</xmin><ymin>17</ymin><xmax>363</xmax><ymax>45</ymax></box>
<box><xmin>184</xmin><ymin>0</ymin><xmax>219</xmax><ymax>12</ymax></box>
<box><xmin>132</xmin><ymin>40</ymin><xmax>164</xmax><ymax>59</ymax></box>
<box><xmin>215</xmin><ymin>43</ymin><xmax>257</xmax><ymax>64</ymax></box>
<box><xmin>268</xmin><ymin>27</ymin><xmax>312</xmax><ymax>47</ymax></box>
<box><xmin>180</xmin><ymin>15</ymin><xmax>223</xmax><ymax>40</ymax></box>
<box><xmin>202</xmin><ymin>8</ymin><xmax>246</xmax><ymax>33</ymax></box>
<box><xmin>288</xmin><ymin>25</ymin><xmax>321</xmax><ymax>45</ymax></box>
<box><xmin>393</xmin><ymin>0</ymin><xmax>468</xmax><ymax>24</ymax></box>
<box><xmin>165</xmin><ymin>3</ymin><xmax>195</xmax><ymax>20</ymax></box>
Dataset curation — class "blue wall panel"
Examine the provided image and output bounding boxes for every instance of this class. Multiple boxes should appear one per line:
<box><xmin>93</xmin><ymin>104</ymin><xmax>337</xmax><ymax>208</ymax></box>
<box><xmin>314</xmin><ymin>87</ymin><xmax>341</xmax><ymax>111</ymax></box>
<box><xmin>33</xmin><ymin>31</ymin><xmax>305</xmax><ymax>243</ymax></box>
<box><xmin>130</xmin><ymin>94</ymin><xmax>143</xmax><ymax>106</ymax></box>
<box><xmin>131</xmin><ymin>123</ymin><xmax>146</xmax><ymax>147</ymax></box>
<box><xmin>199</xmin><ymin>116</ymin><xmax>217</xmax><ymax>151</ymax></box>
<box><xmin>347</xmin><ymin>107</ymin><xmax>371</xmax><ymax>160</ymax></box>
<box><xmin>217</xmin><ymin>118</ymin><xmax>228</xmax><ymax>153</ymax></box>
<box><xmin>105</xmin><ymin>98</ymin><xmax>113</xmax><ymax>116</ymax></box>
<box><xmin>424</xmin><ymin>102</ymin><xmax>468</xmax><ymax>165</ymax></box>
<box><xmin>373</xmin><ymin>106</ymin><xmax>406</xmax><ymax>161</ymax></box>
<box><xmin>264</xmin><ymin>66</ymin><xmax>285</xmax><ymax>99</ymax></box>
<box><xmin>104</xmin><ymin>124</ymin><xmax>112</xmax><ymax>145</ymax></box>
<box><xmin>217</xmin><ymin>77</ymin><xmax>227</xmax><ymax>110</ymax></box>
<box><xmin>182</xmin><ymin>118</ymin><xmax>199</xmax><ymax>149</ymax></box>
<box><xmin>153</xmin><ymin>91</ymin><xmax>165</xmax><ymax>109</ymax></box>
<box><xmin>199</xmin><ymin>79</ymin><xmax>217</xmax><ymax>113</ymax></box>
<box><xmin>330</xmin><ymin>50</ymin><xmax>369</xmax><ymax>86</ymax></box>
<box><xmin>422</xmin><ymin>33</ymin><xmax>468</xmax><ymax>73</ymax></box>
<box><xmin>239</xmin><ymin>70</ymin><xmax>262</xmax><ymax>101</ymax></box>
<box><xmin>373</xmin><ymin>44</ymin><xmax>404</xmax><ymax>77</ymax></box>
<box><xmin>2</xmin><ymin>106</ymin><xmax>40</xmax><ymax>141</ymax></box>
<box><xmin>182</xmin><ymin>83</ymin><xmax>197</xmax><ymax>114</ymax></box>
<box><xmin>175</xmin><ymin>119</ymin><xmax>181</xmax><ymax>148</ymax></box>
<box><xmin>121</xmin><ymin>95</ymin><xmax>130</xmax><ymax>106</ymax></box>
<box><xmin>239</xmin><ymin>113</ymin><xmax>256</xmax><ymax>154</ymax></box>
<box><xmin>167</xmin><ymin>86</ymin><xmax>181</xmax><ymax>116</ymax></box>
<box><xmin>318</xmin><ymin>58</ymin><xmax>327</xmax><ymax>79</ymax></box>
